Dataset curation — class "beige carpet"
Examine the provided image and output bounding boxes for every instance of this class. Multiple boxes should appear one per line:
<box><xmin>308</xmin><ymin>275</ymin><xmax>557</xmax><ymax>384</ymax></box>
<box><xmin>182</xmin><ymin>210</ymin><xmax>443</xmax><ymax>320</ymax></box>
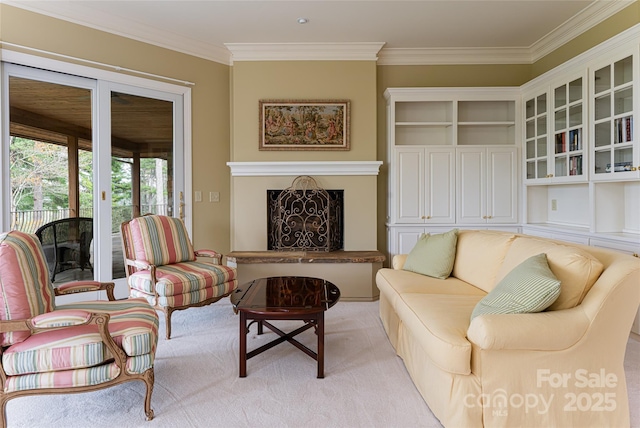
<box><xmin>5</xmin><ymin>299</ymin><xmax>640</xmax><ymax>427</ymax></box>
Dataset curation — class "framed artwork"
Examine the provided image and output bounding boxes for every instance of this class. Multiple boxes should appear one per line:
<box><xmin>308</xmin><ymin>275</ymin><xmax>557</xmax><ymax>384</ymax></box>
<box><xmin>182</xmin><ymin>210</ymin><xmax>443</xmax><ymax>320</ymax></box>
<box><xmin>259</xmin><ymin>100</ymin><xmax>350</xmax><ymax>151</ymax></box>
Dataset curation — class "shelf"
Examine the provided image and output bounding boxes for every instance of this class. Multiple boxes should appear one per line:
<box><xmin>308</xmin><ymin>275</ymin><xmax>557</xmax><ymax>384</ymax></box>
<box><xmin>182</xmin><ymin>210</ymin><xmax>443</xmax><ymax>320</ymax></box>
<box><xmin>458</xmin><ymin>121</ymin><xmax>515</xmax><ymax>126</ymax></box>
<box><xmin>396</xmin><ymin>122</ymin><xmax>453</xmax><ymax>126</ymax></box>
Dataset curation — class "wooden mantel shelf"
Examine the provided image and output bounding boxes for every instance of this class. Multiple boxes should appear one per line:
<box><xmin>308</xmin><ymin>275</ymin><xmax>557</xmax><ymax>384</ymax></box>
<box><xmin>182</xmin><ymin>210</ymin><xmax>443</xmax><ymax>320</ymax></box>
<box><xmin>227</xmin><ymin>250</ymin><xmax>386</xmax><ymax>264</ymax></box>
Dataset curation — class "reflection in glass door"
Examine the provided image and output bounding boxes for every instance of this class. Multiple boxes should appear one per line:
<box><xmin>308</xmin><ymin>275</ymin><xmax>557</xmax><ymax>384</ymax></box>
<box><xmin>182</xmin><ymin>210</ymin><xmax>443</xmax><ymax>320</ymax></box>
<box><xmin>109</xmin><ymin>91</ymin><xmax>175</xmax><ymax>280</ymax></box>
<box><xmin>6</xmin><ymin>70</ymin><xmax>96</xmax><ymax>285</ymax></box>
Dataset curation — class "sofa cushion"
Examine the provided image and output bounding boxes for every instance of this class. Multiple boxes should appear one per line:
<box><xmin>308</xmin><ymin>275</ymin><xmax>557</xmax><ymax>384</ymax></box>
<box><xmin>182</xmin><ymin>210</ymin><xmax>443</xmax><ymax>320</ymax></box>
<box><xmin>452</xmin><ymin>230</ymin><xmax>517</xmax><ymax>293</ymax></box>
<box><xmin>396</xmin><ymin>294</ymin><xmax>482</xmax><ymax>375</ymax></box>
<box><xmin>403</xmin><ymin>229</ymin><xmax>458</xmax><ymax>279</ymax></box>
<box><xmin>471</xmin><ymin>253</ymin><xmax>561</xmax><ymax>321</ymax></box>
<box><xmin>128</xmin><ymin>261</ymin><xmax>237</xmax><ymax>308</ymax></box>
<box><xmin>496</xmin><ymin>236</ymin><xmax>604</xmax><ymax>310</ymax></box>
<box><xmin>4</xmin><ymin>298</ymin><xmax>159</xmax><ymax>377</ymax></box>
<box><xmin>377</xmin><ymin>268</ymin><xmax>486</xmax><ymax>301</ymax></box>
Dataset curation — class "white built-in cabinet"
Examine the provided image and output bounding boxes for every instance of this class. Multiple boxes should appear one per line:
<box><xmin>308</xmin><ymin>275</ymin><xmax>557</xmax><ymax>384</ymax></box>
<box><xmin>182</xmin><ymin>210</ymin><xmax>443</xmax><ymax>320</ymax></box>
<box><xmin>395</xmin><ymin>147</ymin><xmax>455</xmax><ymax>224</ymax></box>
<box><xmin>457</xmin><ymin>147</ymin><xmax>518</xmax><ymax>224</ymax></box>
<box><xmin>522</xmin><ymin>37</ymin><xmax>640</xmax><ymax>248</ymax></box>
<box><xmin>385</xmin><ymin>87</ymin><xmax>520</xmax><ymax>259</ymax></box>
<box><xmin>524</xmin><ymin>72</ymin><xmax>587</xmax><ymax>183</ymax></box>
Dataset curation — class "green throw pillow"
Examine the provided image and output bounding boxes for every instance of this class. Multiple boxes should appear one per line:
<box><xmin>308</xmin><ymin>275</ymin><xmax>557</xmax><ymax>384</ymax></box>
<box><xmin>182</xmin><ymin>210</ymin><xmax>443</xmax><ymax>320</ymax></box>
<box><xmin>403</xmin><ymin>229</ymin><xmax>459</xmax><ymax>279</ymax></box>
<box><xmin>470</xmin><ymin>253</ymin><xmax>561</xmax><ymax>321</ymax></box>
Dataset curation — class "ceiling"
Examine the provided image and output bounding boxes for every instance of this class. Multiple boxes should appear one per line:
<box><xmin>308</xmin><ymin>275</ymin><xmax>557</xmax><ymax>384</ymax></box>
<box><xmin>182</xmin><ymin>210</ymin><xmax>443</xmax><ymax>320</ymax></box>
<box><xmin>4</xmin><ymin>1</ymin><xmax>634</xmax><ymax>65</ymax></box>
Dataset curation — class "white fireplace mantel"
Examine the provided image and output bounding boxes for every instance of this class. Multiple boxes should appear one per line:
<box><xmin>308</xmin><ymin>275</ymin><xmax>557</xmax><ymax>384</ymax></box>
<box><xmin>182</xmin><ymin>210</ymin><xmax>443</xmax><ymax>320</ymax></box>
<box><xmin>227</xmin><ymin>161</ymin><xmax>383</xmax><ymax>176</ymax></box>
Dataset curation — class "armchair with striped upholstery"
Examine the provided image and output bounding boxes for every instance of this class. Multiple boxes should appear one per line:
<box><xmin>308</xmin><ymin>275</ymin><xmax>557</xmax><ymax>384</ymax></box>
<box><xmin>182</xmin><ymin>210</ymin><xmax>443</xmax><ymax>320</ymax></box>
<box><xmin>0</xmin><ymin>230</ymin><xmax>158</xmax><ymax>427</ymax></box>
<box><xmin>121</xmin><ymin>215</ymin><xmax>237</xmax><ymax>339</ymax></box>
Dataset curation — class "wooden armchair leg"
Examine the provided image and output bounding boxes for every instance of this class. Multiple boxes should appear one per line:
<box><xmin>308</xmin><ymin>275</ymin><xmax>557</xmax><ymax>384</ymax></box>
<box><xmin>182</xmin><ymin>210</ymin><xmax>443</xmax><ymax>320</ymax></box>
<box><xmin>143</xmin><ymin>368</ymin><xmax>155</xmax><ymax>421</ymax></box>
<box><xmin>164</xmin><ymin>308</ymin><xmax>173</xmax><ymax>340</ymax></box>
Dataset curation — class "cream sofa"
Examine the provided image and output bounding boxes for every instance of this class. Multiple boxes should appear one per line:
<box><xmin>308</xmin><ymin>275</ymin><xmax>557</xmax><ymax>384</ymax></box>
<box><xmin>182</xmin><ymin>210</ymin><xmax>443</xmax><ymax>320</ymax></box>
<box><xmin>376</xmin><ymin>229</ymin><xmax>640</xmax><ymax>427</ymax></box>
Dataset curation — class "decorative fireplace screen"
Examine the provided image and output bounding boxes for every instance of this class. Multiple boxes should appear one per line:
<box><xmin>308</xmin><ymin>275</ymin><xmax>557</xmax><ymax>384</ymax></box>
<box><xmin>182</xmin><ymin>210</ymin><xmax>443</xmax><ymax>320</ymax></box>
<box><xmin>267</xmin><ymin>176</ymin><xmax>343</xmax><ymax>252</ymax></box>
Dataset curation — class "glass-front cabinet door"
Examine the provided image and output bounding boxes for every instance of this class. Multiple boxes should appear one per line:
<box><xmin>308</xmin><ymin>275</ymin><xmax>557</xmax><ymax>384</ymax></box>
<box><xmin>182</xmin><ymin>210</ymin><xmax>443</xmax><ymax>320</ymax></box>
<box><xmin>524</xmin><ymin>92</ymin><xmax>549</xmax><ymax>182</ymax></box>
<box><xmin>591</xmin><ymin>53</ymin><xmax>639</xmax><ymax>180</ymax></box>
<box><xmin>553</xmin><ymin>75</ymin><xmax>586</xmax><ymax>181</ymax></box>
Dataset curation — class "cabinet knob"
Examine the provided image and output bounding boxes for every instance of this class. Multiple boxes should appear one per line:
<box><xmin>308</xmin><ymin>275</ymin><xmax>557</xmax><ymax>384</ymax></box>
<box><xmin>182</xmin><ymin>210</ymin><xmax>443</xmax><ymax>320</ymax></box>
<box><xmin>482</xmin><ymin>215</ymin><xmax>487</xmax><ymax>219</ymax></box>
<box><xmin>421</xmin><ymin>215</ymin><xmax>426</xmax><ymax>219</ymax></box>
<box><xmin>426</xmin><ymin>216</ymin><xmax>431</xmax><ymax>219</ymax></box>
<box><xmin>488</xmin><ymin>215</ymin><xmax>493</xmax><ymax>219</ymax></box>
<box><xmin>633</xmin><ymin>253</ymin><xmax>639</xmax><ymax>258</ymax></box>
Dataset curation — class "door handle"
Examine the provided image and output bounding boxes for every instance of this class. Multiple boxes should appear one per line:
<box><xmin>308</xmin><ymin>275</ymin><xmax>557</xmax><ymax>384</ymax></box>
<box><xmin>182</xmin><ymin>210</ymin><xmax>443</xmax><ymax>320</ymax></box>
<box><xmin>179</xmin><ymin>191</ymin><xmax>185</xmax><ymax>220</ymax></box>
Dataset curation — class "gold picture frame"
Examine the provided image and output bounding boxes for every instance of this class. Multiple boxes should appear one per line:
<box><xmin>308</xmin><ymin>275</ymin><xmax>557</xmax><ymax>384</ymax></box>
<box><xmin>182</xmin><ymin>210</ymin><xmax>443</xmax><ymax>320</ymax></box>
<box><xmin>259</xmin><ymin>100</ymin><xmax>350</xmax><ymax>151</ymax></box>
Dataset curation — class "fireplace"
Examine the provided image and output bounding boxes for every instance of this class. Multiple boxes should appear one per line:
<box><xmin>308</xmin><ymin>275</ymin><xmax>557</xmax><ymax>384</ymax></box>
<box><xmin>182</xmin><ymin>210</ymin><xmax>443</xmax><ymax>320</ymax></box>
<box><xmin>267</xmin><ymin>176</ymin><xmax>343</xmax><ymax>252</ymax></box>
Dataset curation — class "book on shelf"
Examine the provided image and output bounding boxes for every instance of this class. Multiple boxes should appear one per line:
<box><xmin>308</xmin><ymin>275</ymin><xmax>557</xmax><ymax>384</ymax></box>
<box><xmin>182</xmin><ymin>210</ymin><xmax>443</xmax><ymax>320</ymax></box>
<box><xmin>569</xmin><ymin>155</ymin><xmax>582</xmax><ymax>176</ymax></box>
<box><xmin>605</xmin><ymin>162</ymin><xmax>633</xmax><ymax>173</ymax></box>
<box><xmin>568</xmin><ymin>129</ymin><xmax>581</xmax><ymax>151</ymax></box>
<box><xmin>615</xmin><ymin>116</ymin><xmax>633</xmax><ymax>143</ymax></box>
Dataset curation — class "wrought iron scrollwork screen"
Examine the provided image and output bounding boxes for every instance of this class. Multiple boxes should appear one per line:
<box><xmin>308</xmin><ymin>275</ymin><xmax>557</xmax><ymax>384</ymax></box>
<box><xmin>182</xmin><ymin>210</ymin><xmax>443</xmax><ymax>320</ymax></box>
<box><xmin>267</xmin><ymin>176</ymin><xmax>343</xmax><ymax>252</ymax></box>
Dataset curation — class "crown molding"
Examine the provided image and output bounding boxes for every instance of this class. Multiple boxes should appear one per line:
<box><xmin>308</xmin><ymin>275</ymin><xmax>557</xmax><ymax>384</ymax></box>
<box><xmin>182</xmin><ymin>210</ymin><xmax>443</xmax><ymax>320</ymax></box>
<box><xmin>377</xmin><ymin>47</ymin><xmax>532</xmax><ymax>66</ymax></box>
<box><xmin>530</xmin><ymin>0</ymin><xmax>635</xmax><ymax>63</ymax></box>
<box><xmin>4</xmin><ymin>0</ymin><xmax>633</xmax><ymax>66</ymax></box>
<box><xmin>225</xmin><ymin>42</ymin><xmax>386</xmax><ymax>62</ymax></box>
<box><xmin>377</xmin><ymin>0</ymin><xmax>635</xmax><ymax>66</ymax></box>
<box><xmin>227</xmin><ymin>161</ymin><xmax>383</xmax><ymax>176</ymax></box>
<box><xmin>3</xmin><ymin>1</ymin><xmax>233</xmax><ymax>65</ymax></box>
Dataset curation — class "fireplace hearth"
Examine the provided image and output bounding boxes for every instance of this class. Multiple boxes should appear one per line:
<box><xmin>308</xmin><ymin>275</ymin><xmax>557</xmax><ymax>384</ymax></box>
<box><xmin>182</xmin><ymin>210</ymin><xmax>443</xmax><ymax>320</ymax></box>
<box><xmin>267</xmin><ymin>176</ymin><xmax>343</xmax><ymax>252</ymax></box>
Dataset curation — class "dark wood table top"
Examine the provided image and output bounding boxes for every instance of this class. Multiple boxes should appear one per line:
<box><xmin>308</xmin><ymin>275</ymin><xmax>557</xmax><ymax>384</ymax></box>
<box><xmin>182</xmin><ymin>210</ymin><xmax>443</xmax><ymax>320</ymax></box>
<box><xmin>231</xmin><ymin>276</ymin><xmax>340</xmax><ymax>315</ymax></box>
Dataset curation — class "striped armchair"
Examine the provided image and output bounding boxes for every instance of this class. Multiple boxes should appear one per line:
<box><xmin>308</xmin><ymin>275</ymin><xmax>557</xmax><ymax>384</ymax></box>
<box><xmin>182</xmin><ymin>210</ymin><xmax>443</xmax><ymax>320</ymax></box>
<box><xmin>0</xmin><ymin>230</ymin><xmax>158</xmax><ymax>426</ymax></box>
<box><xmin>121</xmin><ymin>215</ymin><xmax>237</xmax><ymax>339</ymax></box>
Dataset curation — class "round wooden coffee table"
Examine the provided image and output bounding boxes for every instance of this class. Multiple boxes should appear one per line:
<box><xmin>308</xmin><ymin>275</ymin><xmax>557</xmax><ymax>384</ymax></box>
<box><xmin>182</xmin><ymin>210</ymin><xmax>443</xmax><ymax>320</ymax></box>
<box><xmin>230</xmin><ymin>276</ymin><xmax>340</xmax><ymax>378</ymax></box>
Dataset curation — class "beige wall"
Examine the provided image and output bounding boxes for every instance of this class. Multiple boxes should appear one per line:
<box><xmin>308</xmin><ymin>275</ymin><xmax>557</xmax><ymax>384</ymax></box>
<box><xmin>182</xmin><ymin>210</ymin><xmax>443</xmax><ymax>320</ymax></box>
<box><xmin>229</xmin><ymin>61</ymin><xmax>379</xmax><ymax>251</ymax></box>
<box><xmin>0</xmin><ymin>4</ymin><xmax>232</xmax><ymax>255</ymax></box>
<box><xmin>231</xmin><ymin>61</ymin><xmax>377</xmax><ymax>161</ymax></box>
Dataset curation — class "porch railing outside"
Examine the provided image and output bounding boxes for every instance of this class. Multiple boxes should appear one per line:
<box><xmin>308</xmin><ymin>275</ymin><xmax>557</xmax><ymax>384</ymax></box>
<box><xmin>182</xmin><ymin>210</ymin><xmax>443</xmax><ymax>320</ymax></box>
<box><xmin>10</xmin><ymin>204</ymin><xmax>168</xmax><ymax>234</ymax></box>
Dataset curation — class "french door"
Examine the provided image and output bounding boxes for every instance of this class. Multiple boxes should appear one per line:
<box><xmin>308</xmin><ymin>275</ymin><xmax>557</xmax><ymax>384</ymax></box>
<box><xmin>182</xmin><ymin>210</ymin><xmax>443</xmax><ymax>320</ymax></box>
<box><xmin>1</xmin><ymin>62</ymin><xmax>186</xmax><ymax>298</ymax></box>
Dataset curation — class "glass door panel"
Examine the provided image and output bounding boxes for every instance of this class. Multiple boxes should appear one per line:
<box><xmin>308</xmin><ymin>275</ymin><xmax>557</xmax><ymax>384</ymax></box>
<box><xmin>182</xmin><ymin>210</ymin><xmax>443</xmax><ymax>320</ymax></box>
<box><xmin>524</xmin><ymin>92</ymin><xmax>549</xmax><ymax>180</ymax></box>
<box><xmin>6</xmin><ymin>71</ymin><xmax>96</xmax><ymax>284</ymax></box>
<box><xmin>109</xmin><ymin>91</ymin><xmax>176</xmax><ymax>280</ymax></box>
<box><xmin>552</xmin><ymin>76</ymin><xmax>584</xmax><ymax>180</ymax></box>
<box><xmin>592</xmin><ymin>55</ymin><xmax>634</xmax><ymax>177</ymax></box>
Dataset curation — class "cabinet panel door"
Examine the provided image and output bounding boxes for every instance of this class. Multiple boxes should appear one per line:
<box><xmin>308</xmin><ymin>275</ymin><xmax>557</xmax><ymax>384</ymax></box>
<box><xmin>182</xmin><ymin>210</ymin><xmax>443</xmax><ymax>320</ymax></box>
<box><xmin>395</xmin><ymin>148</ymin><xmax>424</xmax><ymax>223</ymax></box>
<box><xmin>456</xmin><ymin>148</ymin><xmax>486</xmax><ymax>223</ymax></box>
<box><xmin>395</xmin><ymin>228</ymin><xmax>425</xmax><ymax>255</ymax></box>
<box><xmin>487</xmin><ymin>147</ymin><xmax>518</xmax><ymax>223</ymax></box>
<box><xmin>425</xmin><ymin>148</ymin><xmax>455</xmax><ymax>223</ymax></box>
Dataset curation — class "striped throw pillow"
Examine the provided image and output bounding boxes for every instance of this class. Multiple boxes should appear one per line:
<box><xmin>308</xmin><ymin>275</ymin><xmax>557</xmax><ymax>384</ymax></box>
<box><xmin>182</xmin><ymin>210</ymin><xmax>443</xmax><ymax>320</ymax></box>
<box><xmin>129</xmin><ymin>215</ymin><xmax>195</xmax><ymax>266</ymax></box>
<box><xmin>471</xmin><ymin>253</ymin><xmax>561</xmax><ymax>321</ymax></box>
<box><xmin>403</xmin><ymin>229</ymin><xmax>459</xmax><ymax>279</ymax></box>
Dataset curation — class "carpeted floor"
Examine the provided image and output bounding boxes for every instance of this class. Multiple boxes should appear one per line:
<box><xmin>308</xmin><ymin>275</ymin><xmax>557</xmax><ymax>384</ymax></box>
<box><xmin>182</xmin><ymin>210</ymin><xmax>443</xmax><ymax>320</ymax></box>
<box><xmin>5</xmin><ymin>299</ymin><xmax>640</xmax><ymax>427</ymax></box>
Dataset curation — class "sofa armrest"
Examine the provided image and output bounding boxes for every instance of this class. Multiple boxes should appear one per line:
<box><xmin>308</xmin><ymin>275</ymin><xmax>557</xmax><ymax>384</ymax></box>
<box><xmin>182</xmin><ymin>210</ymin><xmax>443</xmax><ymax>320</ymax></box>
<box><xmin>467</xmin><ymin>307</ymin><xmax>590</xmax><ymax>351</ymax></box>
<box><xmin>392</xmin><ymin>254</ymin><xmax>407</xmax><ymax>270</ymax></box>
